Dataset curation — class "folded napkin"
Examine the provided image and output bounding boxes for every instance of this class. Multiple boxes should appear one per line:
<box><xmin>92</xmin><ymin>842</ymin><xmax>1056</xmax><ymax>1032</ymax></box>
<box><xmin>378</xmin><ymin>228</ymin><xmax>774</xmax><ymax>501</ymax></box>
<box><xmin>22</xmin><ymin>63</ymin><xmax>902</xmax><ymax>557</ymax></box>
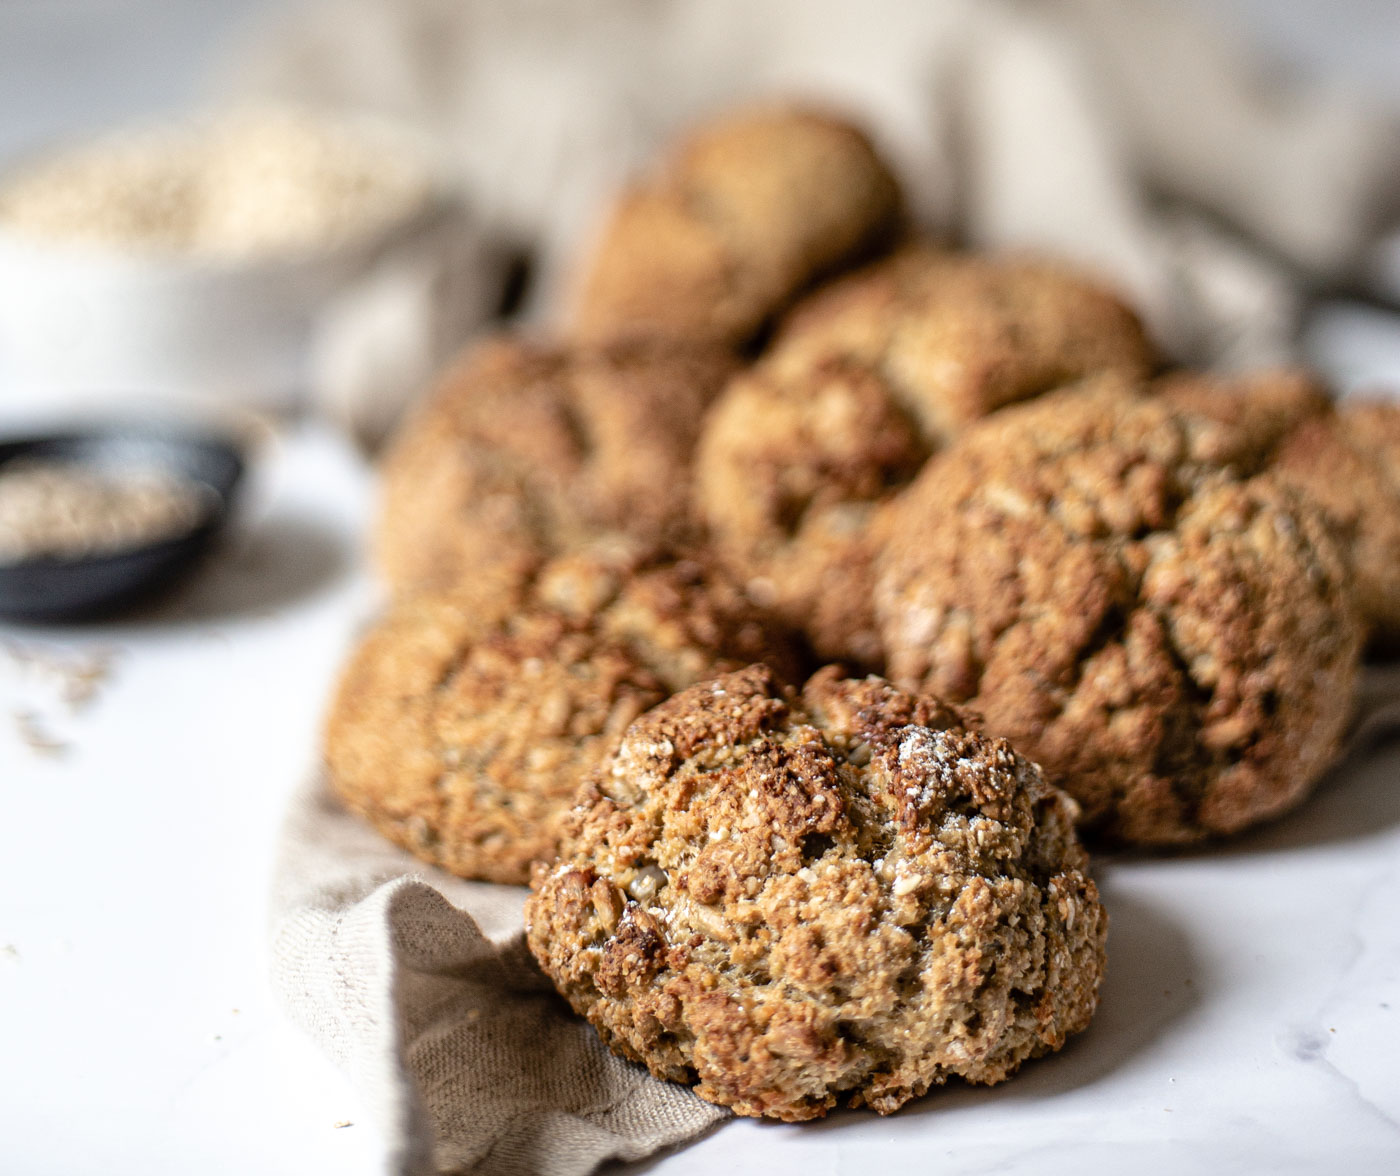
<box><xmin>270</xmin><ymin>775</ymin><xmax>727</xmax><ymax>1176</ymax></box>
<box><xmin>272</xmin><ymin>667</ymin><xmax>1400</xmax><ymax>1176</ymax></box>
<box><xmin>230</xmin><ymin>0</ymin><xmax>1400</xmax><ymax>443</ymax></box>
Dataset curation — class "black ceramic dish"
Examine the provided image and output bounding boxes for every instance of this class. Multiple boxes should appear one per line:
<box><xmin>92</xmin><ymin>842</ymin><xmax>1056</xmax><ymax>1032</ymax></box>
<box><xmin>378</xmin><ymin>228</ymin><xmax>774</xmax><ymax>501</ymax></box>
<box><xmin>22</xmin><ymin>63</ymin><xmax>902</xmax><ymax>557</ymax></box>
<box><xmin>0</xmin><ymin>424</ymin><xmax>245</xmax><ymax>622</ymax></box>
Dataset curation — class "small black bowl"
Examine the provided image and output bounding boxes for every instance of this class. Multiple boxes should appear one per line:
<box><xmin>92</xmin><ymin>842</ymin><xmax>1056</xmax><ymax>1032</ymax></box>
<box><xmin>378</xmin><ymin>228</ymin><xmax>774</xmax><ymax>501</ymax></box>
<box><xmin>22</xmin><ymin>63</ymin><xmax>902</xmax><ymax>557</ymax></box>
<box><xmin>0</xmin><ymin>424</ymin><xmax>245</xmax><ymax>622</ymax></box>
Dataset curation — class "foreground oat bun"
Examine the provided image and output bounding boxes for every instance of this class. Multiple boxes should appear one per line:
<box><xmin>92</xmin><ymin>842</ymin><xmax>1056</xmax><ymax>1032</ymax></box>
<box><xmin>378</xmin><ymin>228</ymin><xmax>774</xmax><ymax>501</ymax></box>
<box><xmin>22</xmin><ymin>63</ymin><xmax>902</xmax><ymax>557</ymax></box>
<box><xmin>1273</xmin><ymin>398</ymin><xmax>1400</xmax><ymax>645</ymax></box>
<box><xmin>696</xmin><ymin>247</ymin><xmax>1154</xmax><ymax>665</ymax></box>
<box><xmin>325</xmin><ymin>551</ymin><xmax>797</xmax><ymax>884</ymax></box>
<box><xmin>571</xmin><ymin>105</ymin><xmax>902</xmax><ymax>348</ymax></box>
<box><xmin>526</xmin><ymin>664</ymin><xmax>1107</xmax><ymax>1120</ymax></box>
<box><xmin>375</xmin><ymin>334</ymin><xmax>734</xmax><ymax>597</ymax></box>
<box><xmin>876</xmin><ymin>377</ymin><xmax>1363</xmax><ymax>845</ymax></box>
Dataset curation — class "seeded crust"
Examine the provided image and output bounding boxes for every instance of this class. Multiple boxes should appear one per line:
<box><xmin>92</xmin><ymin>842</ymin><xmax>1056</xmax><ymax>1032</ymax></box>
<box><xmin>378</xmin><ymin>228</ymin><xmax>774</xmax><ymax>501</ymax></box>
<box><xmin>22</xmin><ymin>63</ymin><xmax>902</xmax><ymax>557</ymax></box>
<box><xmin>1155</xmin><ymin>367</ymin><xmax>1330</xmax><ymax>456</ymax></box>
<box><xmin>875</xmin><ymin>377</ymin><xmax>1362</xmax><ymax>845</ymax></box>
<box><xmin>1272</xmin><ymin>399</ymin><xmax>1400</xmax><ymax>645</ymax></box>
<box><xmin>771</xmin><ymin>246</ymin><xmax>1156</xmax><ymax>434</ymax></box>
<box><xmin>375</xmin><ymin>334</ymin><xmax>734</xmax><ymax>597</ymax></box>
<box><xmin>325</xmin><ymin>552</ymin><xmax>800</xmax><ymax>884</ymax></box>
<box><xmin>570</xmin><ymin>106</ymin><xmax>903</xmax><ymax>349</ymax></box>
<box><xmin>525</xmin><ymin>664</ymin><xmax>1106</xmax><ymax>1120</ymax></box>
<box><xmin>695</xmin><ymin>248</ymin><xmax>1155</xmax><ymax>666</ymax></box>
<box><xmin>1156</xmin><ymin>371</ymin><xmax>1400</xmax><ymax>644</ymax></box>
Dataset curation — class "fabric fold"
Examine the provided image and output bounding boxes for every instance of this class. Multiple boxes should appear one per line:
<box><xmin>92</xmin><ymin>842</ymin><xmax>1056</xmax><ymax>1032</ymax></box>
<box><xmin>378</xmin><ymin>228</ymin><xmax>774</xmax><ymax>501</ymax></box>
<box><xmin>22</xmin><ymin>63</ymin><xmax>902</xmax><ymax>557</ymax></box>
<box><xmin>269</xmin><ymin>773</ymin><xmax>728</xmax><ymax>1176</ymax></box>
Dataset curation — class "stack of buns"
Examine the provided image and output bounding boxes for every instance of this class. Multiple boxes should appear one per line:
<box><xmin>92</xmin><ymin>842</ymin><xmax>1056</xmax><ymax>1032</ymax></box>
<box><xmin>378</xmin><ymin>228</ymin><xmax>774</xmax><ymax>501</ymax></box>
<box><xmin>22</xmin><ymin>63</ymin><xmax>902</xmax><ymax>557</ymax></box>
<box><xmin>321</xmin><ymin>103</ymin><xmax>1395</xmax><ymax>1120</ymax></box>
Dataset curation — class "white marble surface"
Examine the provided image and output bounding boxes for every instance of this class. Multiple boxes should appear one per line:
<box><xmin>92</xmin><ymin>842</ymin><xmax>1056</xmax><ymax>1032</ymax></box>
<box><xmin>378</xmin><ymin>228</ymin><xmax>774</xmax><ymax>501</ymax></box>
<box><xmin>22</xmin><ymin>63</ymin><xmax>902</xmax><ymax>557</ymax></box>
<box><xmin>0</xmin><ymin>426</ymin><xmax>387</xmax><ymax>1176</ymax></box>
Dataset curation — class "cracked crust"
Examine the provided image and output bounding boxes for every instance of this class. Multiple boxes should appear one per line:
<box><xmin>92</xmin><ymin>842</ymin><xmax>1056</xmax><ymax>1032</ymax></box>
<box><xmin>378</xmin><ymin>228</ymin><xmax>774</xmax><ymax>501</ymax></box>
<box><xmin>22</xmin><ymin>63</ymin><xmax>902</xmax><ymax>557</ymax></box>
<box><xmin>875</xmin><ymin>377</ymin><xmax>1362</xmax><ymax>844</ymax></box>
<box><xmin>325</xmin><ymin>552</ymin><xmax>800</xmax><ymax>884</ymax></box>
<box><xmin>1272</xmin><ymin>398</ymin><xmax>1400</xmax><ymax>645</ymax></box>
<box><xmin>526</xmin><ymin>665</ymin><xmax>1106</xmax><ymax>1121</ymax></box>
<box><xmin>695</xmin><ymin>247</ymin><xmax>1154</xmax><ymax>666</ymax></box>
<box><xmin>376</xmin><ymin>334</ymin><xmax>734</xmax><ymax>596</ymax></box>
<box><xmin>570</xmin><ymin>105</ymin><xmax>903</xmax><ymax>348</ymax></box>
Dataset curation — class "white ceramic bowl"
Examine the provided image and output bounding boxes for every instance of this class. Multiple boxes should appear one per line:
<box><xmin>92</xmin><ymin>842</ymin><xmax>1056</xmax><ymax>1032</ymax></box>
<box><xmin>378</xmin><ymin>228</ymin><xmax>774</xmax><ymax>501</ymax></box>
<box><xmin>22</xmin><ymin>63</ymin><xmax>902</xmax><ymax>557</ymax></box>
<box><xmin>0</xmin><ymin>115</ymin><xmax>446</xmax><ymax>419</ymax></box>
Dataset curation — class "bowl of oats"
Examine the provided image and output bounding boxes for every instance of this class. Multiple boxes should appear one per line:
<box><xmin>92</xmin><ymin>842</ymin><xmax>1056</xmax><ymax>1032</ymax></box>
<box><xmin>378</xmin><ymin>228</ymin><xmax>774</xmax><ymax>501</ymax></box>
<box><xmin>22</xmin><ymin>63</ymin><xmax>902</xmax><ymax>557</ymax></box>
<box><xmin>0</xmin><ymin>105</ymin><xmax>443</xmax><ymax>415</ymax></box>
<box><xmin>0</xmin><ymin>424</ymin><xmax>244</xmax><ymax>620</ymax></box>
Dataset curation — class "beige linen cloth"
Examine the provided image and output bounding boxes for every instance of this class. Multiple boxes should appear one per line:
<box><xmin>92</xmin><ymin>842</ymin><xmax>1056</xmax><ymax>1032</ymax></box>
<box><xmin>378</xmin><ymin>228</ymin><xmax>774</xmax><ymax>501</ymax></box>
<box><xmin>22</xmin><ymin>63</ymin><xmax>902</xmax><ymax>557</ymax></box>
<box><xmin>227</xmin><ymin>0</ymin><xmax>1400</xmax><ymax>443</ymax></box>
<box><xmin>272</xmin><ymin>773</ymin><xmax>727</xmax><ymax>1176</ymax></box>
<box><xmin>271</xmin><ymin>673</ymin><xmax>1400</xmax><ymax>1176</ymax></box>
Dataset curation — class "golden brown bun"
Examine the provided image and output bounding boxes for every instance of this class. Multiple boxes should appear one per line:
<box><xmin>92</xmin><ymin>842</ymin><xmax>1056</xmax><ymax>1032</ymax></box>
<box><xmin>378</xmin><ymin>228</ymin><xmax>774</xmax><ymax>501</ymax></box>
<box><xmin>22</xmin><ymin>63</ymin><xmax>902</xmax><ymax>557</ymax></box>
<box><xmin>570</xmin><ymin>105</ymin><xmax>903</xmax><ymax>347</ymax></box>
<box><xmin>696</xmin><ymin>247</ymin><xmax>1156</xmax><ymax>667</ymax></box>
<box><xmin>325</xmin><ymin>550</ymin><xmax>802</xmax><ymax>884</ymax></box>
<box><xmin>1269</xmin><ymin>398</ymin><xmax>1400</xmax><ymax>645</ymax></box>
<box><xmin>876</xmin><ymin>376</ymin><xmax>1362</xmax><ymax>845</ymax></box>
<box><xmin>526</xmin><ymin>665</ymin><xmax>1106</xmax><ymax>1120</ymax></box>
<box><xmin>376</xmin><ymin>334</ymin><xmax>734</xmax><ymax>598</ymax></box>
